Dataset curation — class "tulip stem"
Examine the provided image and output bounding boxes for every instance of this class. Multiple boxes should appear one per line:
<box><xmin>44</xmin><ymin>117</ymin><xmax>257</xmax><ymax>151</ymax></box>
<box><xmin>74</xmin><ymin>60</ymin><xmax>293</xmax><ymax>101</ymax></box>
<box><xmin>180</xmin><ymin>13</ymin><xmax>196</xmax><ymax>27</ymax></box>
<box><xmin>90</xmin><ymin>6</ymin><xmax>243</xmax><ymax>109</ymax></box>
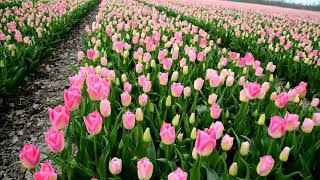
<box><xmin>165</xmin><ymin>145</ymin><xmax>170</xmax><ymax>160</ymax></box>
<box><xmin>267</xmin><ymin>139</ymin><xmax>274</xmax><ymax>155</ymax></box>
<box><xmin>297</xmin><ymin>135</ymin><xmax>305</xmax><ymax>153</ymax></box>
<box><xmin>94</xmin><ymin>136</ymin><xmax>98</xmax><ymax>168</ymax></box>
<box><xmin>191</xmin><ymin>91</ymin><xmax>199</xmax><ymax>112</ymax></box>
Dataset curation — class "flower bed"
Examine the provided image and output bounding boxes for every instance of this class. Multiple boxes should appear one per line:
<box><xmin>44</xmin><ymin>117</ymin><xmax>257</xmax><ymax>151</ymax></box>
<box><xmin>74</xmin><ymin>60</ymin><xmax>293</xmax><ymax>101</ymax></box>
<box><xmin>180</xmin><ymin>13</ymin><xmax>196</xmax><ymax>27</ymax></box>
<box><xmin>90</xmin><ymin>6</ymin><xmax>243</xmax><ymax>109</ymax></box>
<box><xmin>18</xmin><ymin>0</ymin><xmax>320</xmax><ymax>179</ymax></box>
<box><xmin>141</xmin><ymin>0</ymin><xmax>320</xmax><ymax>95</ymax></box>
<box><xmin>0</xmin><ymin>0</ymin><xmax>97</xmax><ymax>96</ymax></box>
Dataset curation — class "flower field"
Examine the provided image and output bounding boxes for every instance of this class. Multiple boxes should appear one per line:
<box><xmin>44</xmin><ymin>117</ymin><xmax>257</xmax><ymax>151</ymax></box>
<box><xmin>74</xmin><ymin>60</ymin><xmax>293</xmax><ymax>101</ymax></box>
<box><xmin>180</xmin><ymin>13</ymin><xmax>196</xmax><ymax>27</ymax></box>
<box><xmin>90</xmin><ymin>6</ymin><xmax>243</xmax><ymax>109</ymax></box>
<box><xmin>0</xmin><ymin>0</ymin><xmax>97</xmax><ymax>95</ymax></box>
<box><xmin>1</xmin><ymin>0</ymin><xmax>320</xmax><ymax>179</ymax></box>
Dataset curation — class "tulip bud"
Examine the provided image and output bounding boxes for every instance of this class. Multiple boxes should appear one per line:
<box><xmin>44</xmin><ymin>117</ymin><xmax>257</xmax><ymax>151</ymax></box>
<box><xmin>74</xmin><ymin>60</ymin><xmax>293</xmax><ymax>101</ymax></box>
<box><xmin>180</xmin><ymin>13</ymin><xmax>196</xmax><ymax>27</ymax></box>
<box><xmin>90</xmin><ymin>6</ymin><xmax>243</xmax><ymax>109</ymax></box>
<box><xmin>189</xmin><ymin>113</ymin><xmax>195</xmax><ymax>124</ymax></box>
<box><xmin>191</xmin><ymin>127</ymin><xmax>197</xmax><ymax>140</ymax></box>
<box><xmin>177</xmin><ymin>133</ymin><xmax>183</xmax><ymax>142</ymax></box>
<box><xmin>143</xmin><ymin>128</ymin><xmax>151</xmax><ymax>143</ymax></box>
<box><xmin>166</xmin><ymin>96</ymin><xmax>172</xmax><ymax>107</ymax></box>
<box><xmin>279</xmin><ymin>147</ymin><xmax>290</xmax><ymax>162</ymax></box>
<box><xmin>301</xmin><ymin>118</ymin><xmax>314</xmax><ymax>133</ymax></box>
<box><xmin>253</xmin><ymin>109</ymin><xmax>258</xmax><ymax>117</ymax></box>
<box><xmin>172</xmin><ymin>114</ymin><xmax>180</xmax><ymax>126</ymax></box>
<box><xmin>135</xmin><ymin>108</ymin><xmax>143</xmax><ymax>121</ymax></box>
<box><xmin>171</xmin><ymin>71</ymin><xmax>179</xmax><ymax>81</ymax></box>
<box><xmin>109</xmin><ymin>157</ymin><xmax>122</xmax><ymax>175</ymax></box>
<box><xmin>189</xmin><ymin>147</ymin><xmax>198</xmax><ymax>161</ymax></box>
<box><xmin>311</xmin><ymin>98</ymin><xmax>319</xmax><ymax>107</ymax></box>
<box><xmin>183</xmin><ymin>66</ymin><xmax>188</xmax><ymax>75</ymax></box>
<box><xmin>258</xmin><ymin>114</ymin><xmax>265</xmax><ymax>125</ymax></box>
<box><xmin>225</xmin><ymin>110</ymin><xmax>230</xmax><ymax>118</ymax></box>
<box><xmin>221</xmin><ymin>134</ymin><xmax>234</xmax><ymax>151</ymax></box>
<box><xmin>115</xmin><ymin>78</ymin><xmax>120</xmax><ymax>86</ymax></box>
<box><xmin>121</xmin><ymin>74</ymin><xmax>127</xmax><ymax>83</ymax></box>
<box><xmin>243</xmin><ymin>67</ymin><xmax>248</xmax><ymax>74</ymax></box>
<box><xmin>150</xmin><ymin>60</ymin><xmax>156</xmax><ymax>68</ymax></box>
<box><xmin>269</xmin><ymin>74</ymin><xmax>274</xmax><ymax>82</ymax></box>
<box><xmin>229</xmin><ymin>162</ymin><xmax>238</xmax><ymax>176</ymax></box>
<box><xmin>240</xmin><ymin>141</ymin><xmax>250</xmax><ymax>156</ymax></box>
<box><xmin>285</xmin><ymin>82</ymin><xmax>290</xmax><ymax>89</ymax></box>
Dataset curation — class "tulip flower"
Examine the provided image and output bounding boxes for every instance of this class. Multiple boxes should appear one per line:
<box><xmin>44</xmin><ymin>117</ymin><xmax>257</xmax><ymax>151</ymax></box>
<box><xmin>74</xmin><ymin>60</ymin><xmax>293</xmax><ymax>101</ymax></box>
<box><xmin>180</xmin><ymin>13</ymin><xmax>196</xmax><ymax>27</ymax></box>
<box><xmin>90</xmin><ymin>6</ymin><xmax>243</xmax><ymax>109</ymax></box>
<box><xmin>64</xmin><ymin>86</ymin><xmax>81</xmax><ymax>111</ymax></box>
<box><xmin>221</xmin><ymin>134</ymin><xmax>234</xmax><ymax>151</ymax></box>
<box><xmin>33</xmin><ymin>161</ymin><xmax>57</xmax><ymax>180</ymax></box>
<box><xmin>137</xmin><ymin>157</ymin><xmax>153</xmax><ymax>180</ymax></box>
<box><xmin>160</xmin><ymin>122</ymin><xmax>176</xmax><ymax>145</ymax></box>
<box><xmin>256</xmin><ymin>155</ymin><xmax>274</xmax><ymax>176</ymax></box>
<box><xmin>195</xmin><ymin>128</ymin><xmax>216</xmax><ymax>156</ymax></box>
<box><xmin>45</xmin><ymin>128</ymin><xmax>65</xmax><ymax>153</ymax></box>
<box><xmin>83</xmin><ymin>111</ymin><xmax>103</xmax><ymax>135</ymax></box>
<box><xmin>109</xmin><ymin>157</ymin><xmax>122</xmax><ymax>175</ymax></box>
<box><xmin>48</xmin><ymin>105</ymin><xmax>70</xmax><ymax>130</ymax></box>
<box><xmin>122</xmin><ymin>111</ymin><xmax>135</xmax><ymax>130</ymax></box>
<box><xmin>168</xmin><ymin>168</ymin><xmax>188</xmax><ymax>180</ymax></box>
<box><xmin>268</xmin><ymin>116</ymin><xmax>286</xmax><ymax>138</ymax></box>
<box><xmin>19</xmin><ymin>143</ymin><xmax>40</xmax><ymax>169</ymax></box>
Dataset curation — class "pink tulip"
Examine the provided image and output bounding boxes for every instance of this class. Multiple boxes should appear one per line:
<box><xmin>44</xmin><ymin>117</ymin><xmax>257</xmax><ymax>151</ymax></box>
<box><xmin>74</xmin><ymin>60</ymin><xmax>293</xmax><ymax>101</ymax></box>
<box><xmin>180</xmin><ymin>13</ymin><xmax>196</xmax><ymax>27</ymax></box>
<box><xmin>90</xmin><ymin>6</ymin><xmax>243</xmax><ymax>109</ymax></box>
<box><xmin>159</xmin><ymin>72</ymin><xmax>169</xmax><ymax>85</ymax></box>
<box><xmin>179</xmin><ymin>58</ymin><xmax>186</xmax><ymax>67</ymax></box>
<box><xmin>64</xmin><ymin>86</ymin><xmax>81</xmax><ymax>111</ymax></box>
<box><xmin>284</xmin><ymin>112</ymin><xmax>299</xmax><ymax>131</ymax></box>
<box><xmin>109</xmin><ymin>157</ymin><xmax>122</xmax><ymax>175</ymax></box>
<box><xmin>137</xmin><ymin>157</ymin><xmax>153</xmax><ymax>180</ymax></box>
<box><xmin>123</xmin><ymin>82</ymin><xmax>132</xmax><ymax>93</ymax></box>
<box><xmin>143</xmin><ymin>80</ymin><xmax>152</xmax><ymax>93</ymax></box>
<box><xmin>171</xmin><ymin>83</ymin><xmax>184</xmax><ymax>97</ymax></box>
<box><xmin>221</xmin><ymin>134</ymin><xmax>234</xmax><ymax>151</ymax></box>
<box><xmin>188</xmin><ymin>49</ymin><xmax>197</xmax><ymax>62</ymax></box>
<box><xmin>100</xmin><ymin>99</ymin><xmax>111</xmax><ymax>117</ymax></box>
<box><xmin>311</xmin><ymin>98</ymin><xmax>319</xmax><ymax>107</ymax></box>
<box><xmin>194</xmin><ymin>78</ymin><xmax>204</xmax><ymax>91</ymax></box>
<box><xmin>69</xmin><ymin>74</ymin><xmax>84</xmax><ymax>89</ymax></box>
<box><xmin>275</xmin><ymin>92</ymin><xmax>289</xmax><ymax>108</ymax></box>
<box><xmin>183</xmin><ymin>87</ymin><xmax>191</xmax><ymax>97</ymax></box>
<box><xmin>122</xmin><ymin>111</ymin><xmax>135</xmax><ymax>130</ymax></box>
<box><xmin>163</xmin><ymin>58</ymin><xmax>173</xmax><ymax>71</ymax></box>
<box><xmin>19</xmin><ymin>143</ymin><xmax>40</xmax><ymax>169</ymax></box>
<box><xmin>87</xmin><ymin>48</ymin><xmax>96</xmax><ymax>59</ymax></box>
<box><xmin>312</xmin><ymin>112</ymin><xmax>320</xmax><ymax>126</ymax></box>
<box><xmin>210</xmin><ymin>103</ymin><xmax>222</xmax><ymax>119</ymax></box>
<box><xmin>48</xmin><ymin>105</ymin><xmax>70</xmax><ymax>130</ymax></box>
<box><xmin>45</xmin><ymin>128</ymin><xmax>65</xmax><ymax>153</ymax></box>
<box><xmin>226</xmin><ymin>76</ymin><xmax>234</xmax><ymax>87</ymax></box>
<box><xmin>83</xmin><ymin>111</ymin><xmax>103</xmax><ymax>135</ymax></box>
<box><xmin>301</xmin><ymin>118</ymin><xmax>314</xmax><ymax>133</ymax></box>
<box><xmin>33</xmin><ymin>161</ymin><xmax>57</xmax><ymax>180</ymax></box>
<box><xmin>136</xmin><ymin>63</ymin><xmax>143</xmax><ymax>74</ymax></box>
<box><xmin>268</xmin><ymin>116</ymin><xmax>286</xmax><ymax>138</ymax></box>
<box><xmin>121</xmin><ymin>92</ymin><xmax>132</xmax><ymax>107</ymax></box>
<box><xmin>101</xmin><ymin>56</ymin><xmax>108</xmax><ymax>66</ymax></box>
<box><xmin>195</xmin><ymin>128</ymin><xmax>216</xmax><ymax>156</ymax></box>
<box><xmin>243</xmin><ymin>82</ymin><xmax>262</xmax><ymax>99</ymax></box>
<box><xmin>209</xmin><ymin>74</ymin><xmax>221</xmax><ymax>87</ymax></box>
<box><xmin>78</xmin><ymin>51</ymin><xmax>84</xmax><ymax>61</ymax></box>
<box><xmin>210</xmin><ymin>121</ymin><xmax>224</xmax><ymax>139</ymax></box>
<box><xmin>139</xmin><ymin>93</ymin><xmax>148</xmax><ymax>106</ymax></box>
<box><xmin>208</xmin><ymin>93</ymin><xmax>218</xmax><ymax>105</ymax></box>
<box><xmin>168</xmin><ymin>167</ymin><xmax>188</xmax><ymax>180</ymax></box>
<box><xmin>256</xmin><ymin>155</ymin><xmax>274</xmax><ymax>176</ymax></box>
<box><xmin>138</xmin><ymin>75</ymin><xmax>147</xmax><ymax>87</ymax></box>
<box><xmin>160</xmin><ymin>122</ymin><xmax>176</xmax><ymax>145</ymax></box>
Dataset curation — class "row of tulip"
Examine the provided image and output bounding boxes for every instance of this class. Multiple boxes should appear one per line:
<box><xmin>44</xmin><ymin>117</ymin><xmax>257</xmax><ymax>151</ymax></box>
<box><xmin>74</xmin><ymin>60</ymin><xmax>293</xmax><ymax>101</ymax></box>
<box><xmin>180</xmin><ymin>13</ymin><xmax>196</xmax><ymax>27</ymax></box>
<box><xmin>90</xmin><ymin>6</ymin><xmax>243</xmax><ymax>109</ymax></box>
<box><xmin>18</xmin><ymin>0</ymin><xmax>320</xmax><ymax>179</ymax></box>
<box><xmin>0</xmin><ymin>0</ymin><xmax>97</xmax><ymax>96</ymax></box>
<box><xmin>141</xmin><ymin>0</ymin><xmax>320</xmax><ymax>95</ymax></box>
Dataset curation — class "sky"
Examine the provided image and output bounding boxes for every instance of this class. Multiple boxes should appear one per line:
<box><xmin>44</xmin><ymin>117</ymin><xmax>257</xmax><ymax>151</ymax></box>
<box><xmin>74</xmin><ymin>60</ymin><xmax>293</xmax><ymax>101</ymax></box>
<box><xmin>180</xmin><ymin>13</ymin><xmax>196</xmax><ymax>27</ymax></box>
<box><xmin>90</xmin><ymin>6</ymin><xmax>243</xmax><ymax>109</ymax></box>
<box><xmin>268</xmin><ymin>0</ymin><xmax>320</xmax><ymax>5</ymax></box>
